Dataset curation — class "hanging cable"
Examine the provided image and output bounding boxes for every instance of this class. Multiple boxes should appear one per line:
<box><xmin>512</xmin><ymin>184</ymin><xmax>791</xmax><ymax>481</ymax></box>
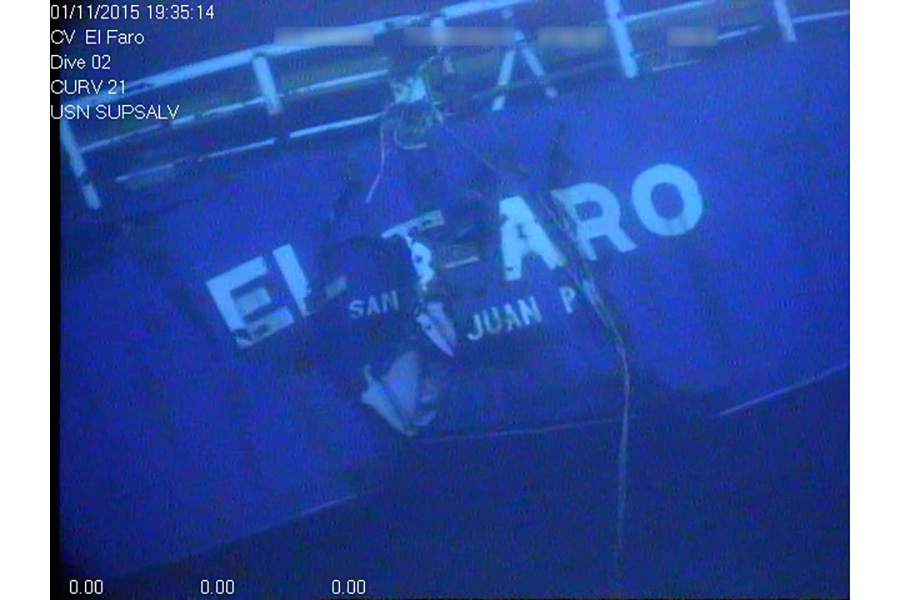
<box><xmin>363</xmin><ymin>101</ymin><xmax>397</xmax><ymax>205</ymax></box>
<box><xmin>541</xmin><ymin>187</ymin><xmax>632</xmax><ymax>596</ymax></box>
<box><xmin>566</xmin><ymin>256</ymin><xmax>631</xmax><ymax>598</ymax></box>
<box><xmin>588</xmin><ymin>277</ymin><xmax>631</xmax><ymax>597</ymax></box>
<box><xmin>416</xmin><ymin>53</ymin><xmax>502</xmax><ymax>174</ymax></box>
<box><xmin>364</xmin><ymin>56</ymin><xmax>445</xmax><ymax>203</ymax></box>
<box><xmin>411</xmin><ymin>75</ymin><xmax>633</xmax><ymax>591</ymax></box>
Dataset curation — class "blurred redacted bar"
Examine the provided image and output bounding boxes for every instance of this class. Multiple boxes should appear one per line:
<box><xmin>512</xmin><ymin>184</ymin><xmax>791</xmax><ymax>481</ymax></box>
<box><xmin>667</xmin><ymin>25</ymin><xmax>719</xmax><ymax>47</ymax></box>
<box><xmin>405</xmin><ymin>25</ymin><xmax>609</xmax><ymax>48</ymax></box>
<box><xmin>275</xmin><ymin>25</ymin><xmax>610</xmax><ymax>50</ymax></box>
<box><xmin>274</xmin><ymin>27</ymin><xmax>375</xmax><ymax>47</ymax></box>
<box><xmin>404</xmin><ymin>26</ymin><xmax>517</xmax><ymax>47</ymax></box>
<box><xmin>536</xmin><ymin>26</ymin><xmax>609</xmax><ymax>48</ymax></box>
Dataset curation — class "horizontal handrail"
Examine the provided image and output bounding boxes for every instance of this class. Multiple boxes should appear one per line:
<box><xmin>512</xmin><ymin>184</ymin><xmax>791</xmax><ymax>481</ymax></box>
<box><xmin>58</xmin><ymin>0</ymin><xmax>848</xmax><ymax>210</ymax></box>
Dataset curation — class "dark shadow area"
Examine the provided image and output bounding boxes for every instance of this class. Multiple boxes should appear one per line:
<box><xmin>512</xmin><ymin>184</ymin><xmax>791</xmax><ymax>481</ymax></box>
<box><xmin>101</xmin><ymin>369</ymin><xmax>849</xmax><ymax>599</ymax></box>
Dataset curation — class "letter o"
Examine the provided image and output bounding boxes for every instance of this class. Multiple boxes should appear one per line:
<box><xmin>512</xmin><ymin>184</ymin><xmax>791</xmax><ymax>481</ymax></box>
<box><xmin>631</xmin><ymin>164</ymin><xmax>703</xmax><ymax>236</ymax></box>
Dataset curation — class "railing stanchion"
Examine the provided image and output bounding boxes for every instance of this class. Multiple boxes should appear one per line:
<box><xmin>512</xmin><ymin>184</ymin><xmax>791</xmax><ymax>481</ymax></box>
<box><xmin>604</xmin><ymin>0</ymin><xmax>639</xmax><ymax>79</ymax></box>
<box><xmin>60</xmin><ymin>119</ymin><xmax>102</xmax><ymax>210</ymax></box>
<box><xmin>773</xmin><ymin>0</ymin><xmax>798</xmax><ymax>42</ymax></box>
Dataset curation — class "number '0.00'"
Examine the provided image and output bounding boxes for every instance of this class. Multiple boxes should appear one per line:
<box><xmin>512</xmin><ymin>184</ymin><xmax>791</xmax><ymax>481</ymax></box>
<box><xmin>332</xmin><ymin>579</ymin><xmax>366</xmax><ymax>595</ymax></box>
<box><xmin>69</xmin><ymin>579</ymin><xmax>104</xmax><ymax>595</ymax></box>
<box><xmin>200</xmin><ymin>579</ymin><xmax>235</xmax><ymax>595</ymax></box>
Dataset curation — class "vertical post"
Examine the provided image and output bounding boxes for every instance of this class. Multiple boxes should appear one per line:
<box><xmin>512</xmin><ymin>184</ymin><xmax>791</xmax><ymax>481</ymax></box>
<box><xmin>492</xmin><ymin>8</ymin><xmax>518</xmax><ymax>111</ymax></box>
<box><xmin>492</xmin><ymin>8</ymin><xmax>557</xmax><ymax>111</ymax></box>
<box><xmin>491</xmin><ymin>48</ymin><xmax>517</xmax><ymax>111</ymax></box>
<box><xmin>59</xmin><ymin>118</ymin><xmax>102</xmax><ymax>210</ymax></box>
<box><xmin>430</xmin><ymin>15</ymin><xmax>448</xmax><ymax>54</ymax></box>
<box><xmin>604</xmin><ymin>0</ymin><xmax>639</xmax><ymax>79</ymax></box>
<box><xmin>518</xmin><ymin>29</ymin><xmax>559</xmax><ymax>100</ymax></box>
<box><xmin>251</xmin><ymin>54</ymin><xmax>285</xmax><ymax>115</ymax></box>
<box><xmin>772</xmin><ymin>0</ymin><xmax>797</xmax><ymax>42</ymax></box>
